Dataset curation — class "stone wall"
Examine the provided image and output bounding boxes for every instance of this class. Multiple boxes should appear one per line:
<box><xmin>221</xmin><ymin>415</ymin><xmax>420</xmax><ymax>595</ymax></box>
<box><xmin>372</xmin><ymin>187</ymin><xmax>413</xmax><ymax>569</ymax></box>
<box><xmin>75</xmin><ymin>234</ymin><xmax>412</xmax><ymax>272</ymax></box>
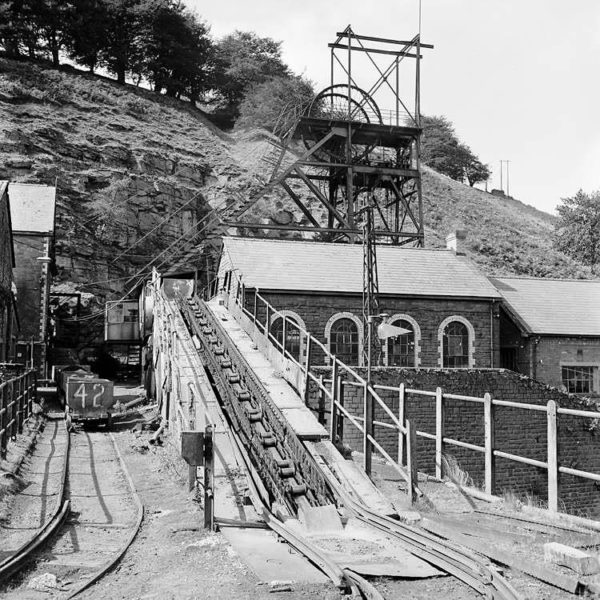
<box><xmin>308</xmin><ymin>366</ymin><xmax>600</xmax><ymax>515</ymax></box>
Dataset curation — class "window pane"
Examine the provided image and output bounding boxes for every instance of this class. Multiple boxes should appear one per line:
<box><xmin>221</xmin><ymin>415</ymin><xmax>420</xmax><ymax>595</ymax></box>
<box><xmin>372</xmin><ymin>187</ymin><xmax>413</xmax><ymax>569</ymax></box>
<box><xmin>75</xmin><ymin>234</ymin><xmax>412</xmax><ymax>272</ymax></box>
<box><xmin>387</xmin><ymin>320</ymin><xmax>415</xmax><ymax>367</ymax></box>
<box><xmin>270</xmin><ymin>316</ymin><xmax>301</xmax><ymax>361</ymax></box>
<box><xmin>443</xmin><ymin>321</ymin><xmax>469</xmax><ymax>368</ymax></box>
<box><xmin>331</xmin><ymin>318</ymin><xmax>359</xmax><ymax>365</ymax></box>
<box><xmin>562</xmin><ymin>366</ymin><xmax>595</xmax><ymax>394</ymax></box>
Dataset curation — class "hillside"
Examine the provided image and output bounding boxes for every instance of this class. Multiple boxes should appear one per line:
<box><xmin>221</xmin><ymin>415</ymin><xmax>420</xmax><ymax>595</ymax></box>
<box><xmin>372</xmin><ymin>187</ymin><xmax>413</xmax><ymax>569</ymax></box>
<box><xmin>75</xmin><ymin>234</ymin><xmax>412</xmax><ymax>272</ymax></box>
<box><xmin>0</xmin><ymin>58</ymin><xmax>593</xmax><ymax>338</ymax></box>
<box><xmin>421</xmin><ymin>167</ymin><xmax>591</xmax><ymax>278</ymax></box>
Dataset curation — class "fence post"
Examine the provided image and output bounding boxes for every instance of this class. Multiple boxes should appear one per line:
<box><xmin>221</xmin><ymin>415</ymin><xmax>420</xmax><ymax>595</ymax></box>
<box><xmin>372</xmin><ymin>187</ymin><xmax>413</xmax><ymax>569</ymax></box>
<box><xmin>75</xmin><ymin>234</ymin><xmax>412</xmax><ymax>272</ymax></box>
<box><xmin>547</xmin><ymin>400</ymin><xmax>558</xmax><ymax>513</ymax></box>
<box><xmin>337</xmin><ymin>377</ymin><xmax>344</xmax><ymax>444</ymax></box>
<box><xmin>204</xmin><ymin>424</ymin><xmax>214</xmax><ymax>530</ymax></box>
<box><xmin>398</xmin><ymin>383</ymin><xmax>405</xmax><ymax>465</ymax></box>
<box><xmin>484</xmin><ymin>393</ymin><xmax>495</xmax><ymax>495</ymax></box>
<box><xmin>0</xmin><ymin>386</ymin><xmax>6</xmax><ymax>458</ymax></box>
<box><xmin>435</xmin><ymin>386</ymin><xmax>444</xmax><ymax>480</ymax></box>
<box><xmin>282</xmin><ymin>314</ymin><xmax>287</xmax><ymax>356</ymax></box>
<box><xmin>8</xmin><ymin>381</ymin><xmax>16</xmax><ymax>439</ymax></box>
<box><xmin>303</xmin><ymin>333</ymin><xmax>312</xmax><ymax>404</ymax></box>
<box><xmin>265</xmin><ymin>304</ymin><xmax>270</xmax><ymax>339</ymax></box>
<box><xmin>253</xmin><ymin>291</ymin><xmax>257</xmax><ymax>325</ymax></box>
<box><xmin>17</xmin><ymin>376</ymin><xmax>24</xmax><ymax>434</ymax></box>
<box><xmin>317</xmin><ymin>374</ymin><xmax>325</xmax><ymax>424</ymax></box>
<box><xmin>406</xmin><ymin>419</ymin><xmax>418</xmax><ymax>505</ymax></box>
<box><xmin>329</xmin><ymin>360</ymin><xmax>338</xmax><ymax>443</ymax></box>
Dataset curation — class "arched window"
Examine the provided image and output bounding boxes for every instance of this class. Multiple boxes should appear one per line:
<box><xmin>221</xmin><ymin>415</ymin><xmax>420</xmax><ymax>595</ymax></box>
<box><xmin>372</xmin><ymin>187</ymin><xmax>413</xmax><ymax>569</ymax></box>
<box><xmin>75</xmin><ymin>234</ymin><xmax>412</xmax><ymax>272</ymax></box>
<box><xmin>442</xmin><ymin>320</ymin><xmax>470</xmax><ymax>368</ymax></box>
<box><xmin>330</xmin><ymin>318</ymin><xmax>360</xmax><ymax>365</ymax></box>
<box><xmin>387</xmin><ymin>319</ymin><xmax>416</xmax><ymax>367</ymax></box>
<box><xmin>270</xmin><ymin>313</ymin><xmax>303</xmax><ymax>361</ymax></box>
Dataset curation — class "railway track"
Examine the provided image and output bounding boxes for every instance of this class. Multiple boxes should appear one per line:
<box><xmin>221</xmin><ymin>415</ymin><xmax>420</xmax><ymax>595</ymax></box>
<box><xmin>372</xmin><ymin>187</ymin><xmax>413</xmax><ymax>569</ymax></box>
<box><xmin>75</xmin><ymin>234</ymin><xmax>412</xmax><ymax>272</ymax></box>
<box><xmin>0</xmin><ymin>420</ymin><xmax>143</xmax><ymax>598</ymax></box>
<box><xmin>179</xmin><ymin>295</ymin><xmax>524</xmax><ymax>600</ymax></box>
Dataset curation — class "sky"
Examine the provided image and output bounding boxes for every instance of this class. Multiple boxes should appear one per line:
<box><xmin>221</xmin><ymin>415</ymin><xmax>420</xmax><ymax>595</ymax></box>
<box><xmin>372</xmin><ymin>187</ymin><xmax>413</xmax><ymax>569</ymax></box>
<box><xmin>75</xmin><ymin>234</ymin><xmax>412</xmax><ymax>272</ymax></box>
<box><xmin>185</xmin><ymin>0</ymin><xmax>600</xmax><ymax>215</ymax></box>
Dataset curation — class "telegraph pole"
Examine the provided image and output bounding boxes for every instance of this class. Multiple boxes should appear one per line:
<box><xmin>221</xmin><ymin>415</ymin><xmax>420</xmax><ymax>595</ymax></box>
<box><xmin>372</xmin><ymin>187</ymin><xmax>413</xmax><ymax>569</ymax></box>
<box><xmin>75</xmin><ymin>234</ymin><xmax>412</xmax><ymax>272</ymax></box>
<box><xmin>499</xmin><ymin>160</ymin><xmax>511</xmax><ymax>195</ymax></box>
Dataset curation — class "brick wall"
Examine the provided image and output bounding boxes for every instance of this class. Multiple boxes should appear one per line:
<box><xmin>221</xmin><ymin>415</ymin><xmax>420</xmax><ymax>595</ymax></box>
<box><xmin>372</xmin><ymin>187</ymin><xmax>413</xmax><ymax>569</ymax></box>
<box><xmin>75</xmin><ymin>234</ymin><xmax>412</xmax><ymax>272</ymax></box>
<box><xmin>0</xmin><ymin>187</ymin><xmax>13</xmax><ymax>361</ymax></box>
<box><xmin>533</xmin><ymin>337</ymin><xmax>600</xmax><ymax>393</ymax></box>
<box><xmin>0</xmin><ymin>187</ymin><xmax>12</xmax><ymax>297</ymax></box>
<box><xmin>247</xmin><ymin>290</ymin><xmax>499</xmax><ymax>369</ymax></box>
<box><xmin>500</xmin><ymin>306</ymin><xmax>600</xmax><ymax>395</ymax></box>
<box><xmin>308</xmin><ymin>366</ymin><xmax>600</xmax><ymax>516</ymax></box>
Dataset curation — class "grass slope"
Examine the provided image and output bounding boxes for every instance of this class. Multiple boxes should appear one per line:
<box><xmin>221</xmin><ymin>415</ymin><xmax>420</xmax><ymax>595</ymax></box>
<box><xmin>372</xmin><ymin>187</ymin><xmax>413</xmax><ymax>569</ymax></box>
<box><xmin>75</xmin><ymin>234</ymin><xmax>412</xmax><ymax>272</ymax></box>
<box><xmin>421</xmin><ymin>167</ymin><xmax>592</xmax><ymax>278</ymax></box>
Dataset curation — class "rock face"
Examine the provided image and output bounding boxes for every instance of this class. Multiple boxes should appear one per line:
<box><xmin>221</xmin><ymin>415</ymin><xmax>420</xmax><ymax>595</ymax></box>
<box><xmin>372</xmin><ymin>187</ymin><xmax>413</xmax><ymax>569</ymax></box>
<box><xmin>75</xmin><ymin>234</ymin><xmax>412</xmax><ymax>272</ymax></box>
<box><xmin>0</xmin><ymin>59</ymin><xmax>593</xmax><ymax>347</ymax></box>
<box><xmin>0</xmin><ymin>60</ymin><xmax>318</xmax><ymax>346</ymax></box>
<box><xmin>0</xmin><ymin>59</ymin><xmax>269</xmax><ymax>343</ymax></box>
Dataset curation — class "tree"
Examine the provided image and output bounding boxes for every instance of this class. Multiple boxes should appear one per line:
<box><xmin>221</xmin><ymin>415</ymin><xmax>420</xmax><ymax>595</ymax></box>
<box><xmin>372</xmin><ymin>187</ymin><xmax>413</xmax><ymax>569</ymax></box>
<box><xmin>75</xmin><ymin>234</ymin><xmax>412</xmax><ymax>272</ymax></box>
<box><xmin>458</xmin><ymin>144</ymin><xmax>491</xmax><ymax>187</ymax></box>
<box><xmin>98</xmin><ymin>0</ymin><xmax>145</xmax><ymax>84</ymax></box>
<box><xmin>553</xmin><ymin>190</ymin><xmax>600</xmax><ymax>274</ymax></box>
<box><xmin>420</xmin><ymin>115</ymin><xmax>490</xmax><ymax>186</ymax></box>
<box><xmin>0</xmin><ymin>0</ymin><xmax>42</xmax><ymax>59</ymax></box>
<box><xmin>236</xmin><ymin>75</ymin><xmax>314</xmax><ymax>132</ymax></box>
<box><xmin>66</xmin><ymin>0</ymin><xmax>110</xmax><ymax>73</ymax></box>
<box><xmin>212</xmin><ymin>31</ymin><xmax>289</xmax><ymax>122</ymax></box>
<box><xmin>139</xmin><ymin>1</ymin><xmax>212</xmax><ymax>101</ymax></box>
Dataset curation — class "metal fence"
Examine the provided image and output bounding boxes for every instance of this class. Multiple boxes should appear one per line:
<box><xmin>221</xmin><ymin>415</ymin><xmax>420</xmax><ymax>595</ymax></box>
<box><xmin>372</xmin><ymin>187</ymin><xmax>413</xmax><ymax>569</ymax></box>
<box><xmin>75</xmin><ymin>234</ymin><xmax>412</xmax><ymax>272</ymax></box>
<box><xmin>218</xmin><ymin>275</ymin><xmax>420</xmax><ymax>503</ymax></box>
<box><xmin>217</xmin><ymin>275</ymin><xmax>600</xmax><ymax>514</ymax></box>
<box><xmin>0</xmin><ymin>369</ymin><xmax>37</xmax><ymax>458</ymax></box>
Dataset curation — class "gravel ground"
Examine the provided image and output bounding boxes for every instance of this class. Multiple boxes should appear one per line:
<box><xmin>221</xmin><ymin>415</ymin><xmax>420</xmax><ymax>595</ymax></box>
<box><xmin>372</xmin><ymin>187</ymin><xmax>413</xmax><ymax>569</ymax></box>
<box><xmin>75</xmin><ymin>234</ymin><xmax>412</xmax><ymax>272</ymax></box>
<box><xmin>80</xmin><ymin>427</ymin><xmax>341</xmax><ymax>600</ymax></box>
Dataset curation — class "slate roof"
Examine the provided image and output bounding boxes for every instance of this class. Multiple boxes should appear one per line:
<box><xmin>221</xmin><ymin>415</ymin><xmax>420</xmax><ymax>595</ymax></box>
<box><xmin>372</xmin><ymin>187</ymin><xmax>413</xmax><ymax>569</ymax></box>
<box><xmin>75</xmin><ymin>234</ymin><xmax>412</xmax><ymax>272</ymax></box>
<box><xmin>491</xmin><ymin>277</ymin><xmax>600</xmax><ymax>336</ymax></box>
<box><xmin>221</xmin><ymin>237</ymin><xmax>501</xmax><ymax>299</ymax></box>
<box><xmin>8</xmin><ymin>183</ymin><xmax>56</xmax><ymax>234</ymax></box>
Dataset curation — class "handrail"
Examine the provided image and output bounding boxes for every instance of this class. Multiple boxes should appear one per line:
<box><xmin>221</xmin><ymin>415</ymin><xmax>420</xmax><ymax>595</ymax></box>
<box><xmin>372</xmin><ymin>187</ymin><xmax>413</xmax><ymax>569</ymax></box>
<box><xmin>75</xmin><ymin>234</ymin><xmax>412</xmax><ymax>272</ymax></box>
<box><xmin>214</xmin><ymin>272</ymin><xmax>600</xmax><ymax>516</ymax></box>
<box><xmin>214</xmin><ymin>272</ymin><xmax>419</xmax><ymax>502</ymax></box>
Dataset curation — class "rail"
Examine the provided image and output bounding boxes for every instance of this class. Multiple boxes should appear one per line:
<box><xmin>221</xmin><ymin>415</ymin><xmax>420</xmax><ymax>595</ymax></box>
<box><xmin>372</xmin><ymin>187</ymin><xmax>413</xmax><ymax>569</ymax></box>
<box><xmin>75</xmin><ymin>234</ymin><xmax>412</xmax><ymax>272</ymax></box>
<box><xmin>215</xmin><ymin>274</ymin><xmax>420</xmax><ymax>502</ymax></box>
<box><xmin>0</xmin><ymin>368</ymin><xmax>37</xmax><ymax>459</ymax></box>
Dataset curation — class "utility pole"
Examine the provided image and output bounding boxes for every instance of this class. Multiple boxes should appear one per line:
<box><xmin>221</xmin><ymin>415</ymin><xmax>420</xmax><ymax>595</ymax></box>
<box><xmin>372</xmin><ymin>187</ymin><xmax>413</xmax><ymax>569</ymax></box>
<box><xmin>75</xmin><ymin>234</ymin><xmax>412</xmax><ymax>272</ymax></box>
<box><xmin>500</xmin><ymin>160</ymin><xmax>511</xmax><ymax>195</ymax></box>
<box><xmin>362</xmin><ymin>203</ymin><xmax>379</xmax><ymax>476</ymax></box>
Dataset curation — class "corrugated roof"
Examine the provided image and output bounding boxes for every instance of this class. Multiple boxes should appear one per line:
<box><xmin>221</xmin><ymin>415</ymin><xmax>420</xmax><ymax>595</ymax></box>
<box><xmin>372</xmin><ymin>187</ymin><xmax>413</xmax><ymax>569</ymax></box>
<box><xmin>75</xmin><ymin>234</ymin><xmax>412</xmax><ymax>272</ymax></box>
<box><xmin>491</xmin><ymin>277</ymin><xmax>600</xmax><ymax>336</ymax></box>
<box><xmin>9</xmin><ymin>183</ymin><xmax>56</xmax><ymax>233</ymax></box>
<box><xmin>221</xmin><ymin>237</ymin><xmax>501</xmax><ymax>299</ymax></box>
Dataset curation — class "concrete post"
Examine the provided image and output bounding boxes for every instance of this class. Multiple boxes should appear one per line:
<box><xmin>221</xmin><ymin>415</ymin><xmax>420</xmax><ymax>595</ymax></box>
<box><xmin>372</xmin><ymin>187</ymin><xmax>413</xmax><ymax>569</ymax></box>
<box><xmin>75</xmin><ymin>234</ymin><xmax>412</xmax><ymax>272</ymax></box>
<box><xmin>484</xmin><ymin>393</ymin><xmax>495</xmax><ymax>495</ymax></box>
<box><xmin>398</xmin><ymin>383</ymin><xmax>405</xmax><ymax>465</ymax></box>
<box><xmin>435</xmin><ymin>386</ymin><xmax>444</xmax><ymax>480</ymax></box>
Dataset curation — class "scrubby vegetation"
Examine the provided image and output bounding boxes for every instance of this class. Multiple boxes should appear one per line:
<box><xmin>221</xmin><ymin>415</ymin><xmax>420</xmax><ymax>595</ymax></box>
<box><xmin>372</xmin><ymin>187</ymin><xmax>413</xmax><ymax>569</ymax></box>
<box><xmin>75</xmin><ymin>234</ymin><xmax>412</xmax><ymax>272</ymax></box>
<box><xmin>553</xmin><ymin>190</ymin><xmax>600</xmax><ymax>275</ymax></box>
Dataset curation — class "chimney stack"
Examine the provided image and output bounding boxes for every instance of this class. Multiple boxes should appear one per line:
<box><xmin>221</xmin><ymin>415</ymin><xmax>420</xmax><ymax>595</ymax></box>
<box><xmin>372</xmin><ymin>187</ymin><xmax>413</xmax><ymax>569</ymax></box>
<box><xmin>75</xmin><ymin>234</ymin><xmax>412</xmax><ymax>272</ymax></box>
<box><xmin>446</xmin><ymin>230</ymin><xmax>467</xmax><ymax>255</ymax></box>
